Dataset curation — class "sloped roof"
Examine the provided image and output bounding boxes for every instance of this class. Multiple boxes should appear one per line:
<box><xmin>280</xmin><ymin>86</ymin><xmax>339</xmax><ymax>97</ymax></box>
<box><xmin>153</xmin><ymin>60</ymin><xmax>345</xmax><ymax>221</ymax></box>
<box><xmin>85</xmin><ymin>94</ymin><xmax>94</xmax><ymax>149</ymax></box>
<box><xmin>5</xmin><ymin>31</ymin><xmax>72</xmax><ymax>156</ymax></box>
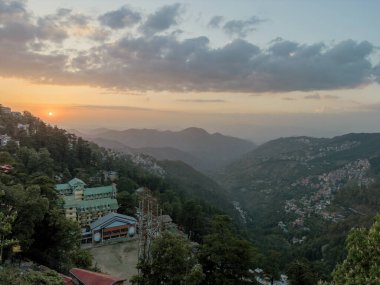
<box><xmin>70</xmin><ymin>268</ymin><xmax>126</xmax><ymax>285</ymax></box>
<box><xmin>90</xmin><ymin>212</ymin><xmax>137</xmax><ymax>230</ymax></box>
<box><xmin>63</xmin><ymin>197</ymin><xmax>118</xmax><ymax>210</ymax></box>
<box><xmin>84</xmin><ymin>185</ymin><xmax>114</xmax><ymax>196</ymax></box>
<box><xmin>68</xmin><ymin>178</ymin><xmax>86</xmax><ymax>187</ymax></box>
<box><xmin>61</xmin><ymin>274</ymin><xmax>75</xmax><ymax>285</ymax></box>
<box><xmin>56</xmin><ymin>183</ymin><xmax>71</xmax><ymax>191</ymax></box>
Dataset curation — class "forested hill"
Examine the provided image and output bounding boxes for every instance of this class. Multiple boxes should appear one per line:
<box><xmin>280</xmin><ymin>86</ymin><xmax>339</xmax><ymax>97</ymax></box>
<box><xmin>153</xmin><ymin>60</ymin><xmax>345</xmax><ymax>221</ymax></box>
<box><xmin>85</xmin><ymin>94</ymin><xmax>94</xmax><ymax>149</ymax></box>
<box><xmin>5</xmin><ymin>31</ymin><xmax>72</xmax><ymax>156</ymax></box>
<box><xmin>0</xmin><ymin>106</ymin><xmax>254</xmax><ymax>279</ymax></box>
<box><xmin>216</xmin><ymin>133</ymin><xmax>380</xmax><ymax>278</ymax></box>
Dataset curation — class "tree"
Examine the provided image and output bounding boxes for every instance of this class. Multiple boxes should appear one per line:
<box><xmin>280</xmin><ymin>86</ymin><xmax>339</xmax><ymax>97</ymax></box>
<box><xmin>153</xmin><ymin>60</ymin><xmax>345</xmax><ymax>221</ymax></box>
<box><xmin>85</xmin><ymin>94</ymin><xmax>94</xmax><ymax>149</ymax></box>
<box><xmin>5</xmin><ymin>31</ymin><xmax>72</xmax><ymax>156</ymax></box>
<box><xmin>117</xmin><ymin>177</ymin><xmax>138</xmax><ymax>193</ymax></box>
<box><xmin>21</xmin><ymin>270</ymin><xmax>64</xmax><ymax>285</ymax></box>
<box><xmin>287</xmin><ymin>260</ymin><xmax>317</xmax><ymax>285</ymax></box>
<box><xmin>0</xmin><ymin>151</ymin><xmax>15</xmax><ymax>164</ymax></box>
<box><xmin>0</xmin><ymin>267</ymin><xmax>64</xmax><ymax>285</ymax></box>
<box><xmin>132</xmin><ymin>232</ymin><xmax>204</xmax><ymax>285</ymax></box>
<box><xmin>321</xmin><ymin>215</ymin><xmax>380</xmax><ymax>285</ymax></box>
<box><xmin>0</xmin><ymin>192</ymin><xmax>16</xmax><ymax>264</ymax></box>
<box><xmin>70</xmin><ymin>248</ymin><xmax>93</xmax><ymax>269</ymax></box>
<box><xmin>117</xmin><ymin>191</ymin><xmax>137</xmax><ymax>216</ymax></box>
<box><xmin>3</xmin><ymin>184</ymin><xmax>49</xmax><ymax>250</ymax></box>
<box><xmin>198</xmin><ymin>215</ymin><xmax>257</xmax><ymax>285</ymax></box>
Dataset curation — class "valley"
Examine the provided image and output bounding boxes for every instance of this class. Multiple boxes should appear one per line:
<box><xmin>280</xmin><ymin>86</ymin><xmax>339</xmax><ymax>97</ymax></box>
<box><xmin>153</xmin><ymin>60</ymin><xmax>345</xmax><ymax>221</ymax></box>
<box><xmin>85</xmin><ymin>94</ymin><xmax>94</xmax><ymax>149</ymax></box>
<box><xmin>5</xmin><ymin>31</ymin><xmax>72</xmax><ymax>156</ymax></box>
<box><xmin>78</xmin><ymin>125</ymin><xmax>380</xmax><ymax>277</ymax></box>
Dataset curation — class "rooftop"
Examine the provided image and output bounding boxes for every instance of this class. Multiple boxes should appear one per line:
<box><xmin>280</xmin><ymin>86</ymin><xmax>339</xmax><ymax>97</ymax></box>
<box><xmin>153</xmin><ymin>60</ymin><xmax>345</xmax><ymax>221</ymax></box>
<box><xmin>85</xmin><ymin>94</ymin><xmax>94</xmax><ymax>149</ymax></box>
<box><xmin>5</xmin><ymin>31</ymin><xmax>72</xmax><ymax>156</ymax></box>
<box><xmin>90</xmin><ymin>212</ymin><xmax>137</xmax><ymax>230</ymax></box>
<box><xmin>61</xmin><ymin>274</ymin><xmax>75</xmax><ymax>285</ymax></box>
<box><xmin>56</xmin><ymin>183</ymin><xmax>71</xmax><ymax>191</ymax></box>
<box><xmin>68</xmin><ymin>178</ymin><xmax>86</xmax><ymax>188</ymax></box>
<box><xmin>63</xmin><ymin>196</ymin><xmax>118</xmax><ymax>210</ymax></box>
<box><xmin>70</xmin><ymin>268</ymin><xmax>127</xmax><ymax>285</ymax></box>
<box><xmin>84</xmin><ymin>185</ymin><xmax>114</xmax><ymax>196</ymax></box>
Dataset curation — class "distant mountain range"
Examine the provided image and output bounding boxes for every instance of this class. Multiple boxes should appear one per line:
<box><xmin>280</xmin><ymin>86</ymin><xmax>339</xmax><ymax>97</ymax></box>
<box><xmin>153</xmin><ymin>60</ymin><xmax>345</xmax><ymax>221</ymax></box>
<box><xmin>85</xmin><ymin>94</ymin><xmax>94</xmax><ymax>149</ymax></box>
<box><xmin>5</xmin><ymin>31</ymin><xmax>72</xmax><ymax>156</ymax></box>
<box><xmin>69</xmin><ymin>127</ymin><xmax>256</xmax><ymax>172</ymax></box>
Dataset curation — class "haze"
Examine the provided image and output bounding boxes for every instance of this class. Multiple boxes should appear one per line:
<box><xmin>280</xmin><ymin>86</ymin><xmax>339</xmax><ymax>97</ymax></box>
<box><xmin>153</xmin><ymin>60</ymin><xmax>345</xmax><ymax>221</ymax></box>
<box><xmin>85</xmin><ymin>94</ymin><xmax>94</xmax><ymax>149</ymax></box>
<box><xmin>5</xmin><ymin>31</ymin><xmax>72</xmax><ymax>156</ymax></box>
<box><xmin>1</xmin><ymin>0</ymin><xmax>380</xmax><ymax>143</ymax></box>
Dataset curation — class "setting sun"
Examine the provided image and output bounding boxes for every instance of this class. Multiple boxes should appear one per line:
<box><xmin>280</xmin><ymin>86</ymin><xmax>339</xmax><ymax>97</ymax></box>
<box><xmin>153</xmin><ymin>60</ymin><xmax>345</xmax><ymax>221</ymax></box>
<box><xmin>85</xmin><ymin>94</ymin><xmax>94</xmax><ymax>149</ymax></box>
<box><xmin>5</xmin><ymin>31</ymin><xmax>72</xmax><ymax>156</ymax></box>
<box><xmin>48</xmin><ymin>111</ymin><xmax>53</xmax><ymax>116</ymax></box>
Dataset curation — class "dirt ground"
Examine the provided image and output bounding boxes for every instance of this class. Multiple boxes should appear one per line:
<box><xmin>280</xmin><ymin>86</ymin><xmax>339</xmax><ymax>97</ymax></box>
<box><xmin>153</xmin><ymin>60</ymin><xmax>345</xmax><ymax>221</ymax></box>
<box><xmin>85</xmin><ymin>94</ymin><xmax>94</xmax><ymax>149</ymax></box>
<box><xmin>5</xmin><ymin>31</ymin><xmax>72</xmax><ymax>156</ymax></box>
<box><xmin>88</xmin><ymin>239</ymin><xmax>139</xmax><ymax>279</ymax></box>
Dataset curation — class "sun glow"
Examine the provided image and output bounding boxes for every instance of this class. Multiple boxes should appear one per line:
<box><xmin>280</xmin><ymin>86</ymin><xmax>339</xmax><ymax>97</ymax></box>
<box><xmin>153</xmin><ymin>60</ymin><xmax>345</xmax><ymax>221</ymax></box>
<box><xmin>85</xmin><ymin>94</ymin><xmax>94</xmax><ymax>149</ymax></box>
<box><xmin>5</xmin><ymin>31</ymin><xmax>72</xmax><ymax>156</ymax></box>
<box><xmin>48</xmin><ymin>111</ymin><xmax>54</xmax><ymax>116</ymax></box>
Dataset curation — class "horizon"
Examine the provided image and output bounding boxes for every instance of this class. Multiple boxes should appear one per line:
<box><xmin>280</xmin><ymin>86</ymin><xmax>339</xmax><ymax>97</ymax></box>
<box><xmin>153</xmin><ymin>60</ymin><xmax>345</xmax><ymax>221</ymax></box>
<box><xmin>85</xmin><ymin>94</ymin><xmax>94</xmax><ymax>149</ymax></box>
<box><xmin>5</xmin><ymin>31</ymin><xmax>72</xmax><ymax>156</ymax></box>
<box><xmin>1</xmin><ymin>0</ymin><xmax>380</xmax><ymax>143</ymax></box>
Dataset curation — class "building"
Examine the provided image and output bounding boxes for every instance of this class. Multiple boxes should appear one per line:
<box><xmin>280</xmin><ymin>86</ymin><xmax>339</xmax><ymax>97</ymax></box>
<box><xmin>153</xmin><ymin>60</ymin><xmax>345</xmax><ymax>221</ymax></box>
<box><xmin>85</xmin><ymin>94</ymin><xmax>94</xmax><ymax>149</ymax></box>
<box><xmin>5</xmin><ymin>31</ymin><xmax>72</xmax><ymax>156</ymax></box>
<box><xmin>82</xmin><ymin>212</ymin><xmax>137</xmax><ymax>244</ymax></box>
<box><xmin>56</xmin><ymin>178</ymin><xmax>119</xmax><ymax>227</ymax></box>
<box><xmin>66</xmin><ymin>268</ymin><xmax>127</xmax><ymax>285</ymax></box>
<box><xmin>0</xmin><ymin>134</ymin><xmax>11</xmax><ymax>146</ymax></box>
<box><xmin>0</xmin><ymin>164</ymin><xmax>13</xmax><ymax>173</ymax></box>
<box><xmin>103</xmin><ymin>170</ymin><xmax>119</xmax><ymax>182</ymax></box>
<box><xmin>0</xmin><ymin>105</ymin><xmax>11</xmax><ymax>114</ymax></box>
<box><xmin>17</xmin><ymin>123</ymin><xmax>29</xmax><ymax>135</ymax></box>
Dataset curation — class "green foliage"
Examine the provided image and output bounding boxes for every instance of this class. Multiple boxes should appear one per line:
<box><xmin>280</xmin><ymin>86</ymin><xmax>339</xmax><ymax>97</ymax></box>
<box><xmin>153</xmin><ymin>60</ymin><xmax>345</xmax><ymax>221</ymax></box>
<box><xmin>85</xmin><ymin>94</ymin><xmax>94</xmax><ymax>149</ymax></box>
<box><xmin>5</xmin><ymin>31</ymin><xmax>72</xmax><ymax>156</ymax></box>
<box><xmin>199</xmin><ymin>215</ymin><xmax>257</xmax><ymax>284</ymax></box>
<box><xmin>0</xmin><ymin>267</ymin><xmax>64</xmax><ymax>285</ymax></box>
<box><xmin>286</xmin><ymin>260</ymin><xmax>318</xmax><ymax>285</ymax></box>
<box><xmin>70</xmin><ymin>249</ymin><xmax>93</xmax><ymax>269</ymax></box>
<box><xmin>117</xmin><ymin>191</ymin><xmax>138</xmax><ymax>216</ymax></box>
<box><xmin>322</xmin><ymin>215</ymin><xmax>380</xmax><ymax>285</ymax></box>
<box><xmin>0</xmin><ymin>209</ymin><xmax>17</xmax><ymax>263</ymax></box>
<box><xmin>20</xmin><ymin>270</ymin><xmax>64</xmax><ymax>285</ymax></box>
<box><xmin>0</xmin><ymin>151</ymin><xmax>15</xmax><ymax>164</ymax></box>
<box><xmin>133</xmin><ymin>232</ymin><xmax>204</xmax><ymax>285</ymax></box>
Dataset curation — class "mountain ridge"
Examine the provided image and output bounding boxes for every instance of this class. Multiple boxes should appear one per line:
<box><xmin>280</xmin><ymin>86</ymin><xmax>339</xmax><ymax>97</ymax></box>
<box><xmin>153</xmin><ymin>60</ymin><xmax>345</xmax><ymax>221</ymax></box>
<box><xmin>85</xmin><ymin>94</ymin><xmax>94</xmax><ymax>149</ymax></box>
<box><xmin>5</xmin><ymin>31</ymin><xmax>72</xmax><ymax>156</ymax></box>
<box><xmin>70</xmin><ymin>127</ymin><xmax>256</xmax><ymax>172</ymax></box>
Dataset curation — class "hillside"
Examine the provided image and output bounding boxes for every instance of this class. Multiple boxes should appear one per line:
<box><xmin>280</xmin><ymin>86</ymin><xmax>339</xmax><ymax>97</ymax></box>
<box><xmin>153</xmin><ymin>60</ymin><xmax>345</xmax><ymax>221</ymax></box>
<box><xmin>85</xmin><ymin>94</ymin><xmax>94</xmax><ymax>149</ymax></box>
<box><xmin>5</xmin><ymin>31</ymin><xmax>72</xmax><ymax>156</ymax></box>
<box><xmin>217</xmin><ymin>133</ymin><xmax>380</xmax><ymax>275</ymax></box>
<box><xmin>158</xmin><ymin>160</ymin><xmax>238</xmax><ymax>219</ymax></box>
<box><xmin>0</xmin><ymin>106</ymin><xmax>251</xmax><ymax>277</ymax></box>
<box><xmin>73</xmin><ymin>127</ymin><xmax>256</xmax><ymax>172</ymax></box>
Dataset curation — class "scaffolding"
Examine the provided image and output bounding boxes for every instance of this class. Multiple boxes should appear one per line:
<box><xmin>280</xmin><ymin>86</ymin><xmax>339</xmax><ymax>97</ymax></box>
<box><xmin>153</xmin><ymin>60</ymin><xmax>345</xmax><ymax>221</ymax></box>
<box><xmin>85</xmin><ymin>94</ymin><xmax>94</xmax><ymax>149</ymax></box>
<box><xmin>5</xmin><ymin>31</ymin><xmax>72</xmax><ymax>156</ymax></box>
<box><xmin>137</xmin><ymin>188</ymin><xmax>162</xmax><ymax>264</ymax></box>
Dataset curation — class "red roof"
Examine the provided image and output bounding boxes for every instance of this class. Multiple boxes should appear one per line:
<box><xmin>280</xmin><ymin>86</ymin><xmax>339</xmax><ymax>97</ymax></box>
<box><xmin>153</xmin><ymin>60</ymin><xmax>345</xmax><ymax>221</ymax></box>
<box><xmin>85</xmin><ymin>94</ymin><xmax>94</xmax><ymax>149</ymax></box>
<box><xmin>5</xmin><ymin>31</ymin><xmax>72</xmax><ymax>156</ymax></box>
<box><xmin>0</xmin><ymin>164</ymin><xmax>13</xmax><ymax>172</ymax></box>
<box><xmin>70</xmin><ymin>268</ymin><xmax>127</xmax><ymax>285</ymax></box>
<box><xmin>61</xmin><ymin>274</ymin><xmax>75</xmax><ymax>285</ymax></box>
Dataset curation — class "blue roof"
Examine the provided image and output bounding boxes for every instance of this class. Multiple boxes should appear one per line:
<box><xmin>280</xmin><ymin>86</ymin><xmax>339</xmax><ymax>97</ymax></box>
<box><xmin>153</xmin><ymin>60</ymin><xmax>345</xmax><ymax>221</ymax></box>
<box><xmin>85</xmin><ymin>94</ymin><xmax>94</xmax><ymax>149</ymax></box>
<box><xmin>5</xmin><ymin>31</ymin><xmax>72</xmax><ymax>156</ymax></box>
<box><xmin>90</xmin><ymin>212</ymin><xmax>137</xmax><ymax>230</ymax></box>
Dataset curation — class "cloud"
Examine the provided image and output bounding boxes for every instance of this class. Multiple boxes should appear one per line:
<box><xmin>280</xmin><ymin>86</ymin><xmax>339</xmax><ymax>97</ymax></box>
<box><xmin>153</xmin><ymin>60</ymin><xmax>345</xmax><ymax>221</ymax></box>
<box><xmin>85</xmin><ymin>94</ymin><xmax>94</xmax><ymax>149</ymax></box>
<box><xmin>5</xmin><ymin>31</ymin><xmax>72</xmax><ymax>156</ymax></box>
<box><xmin>208</xmin><ymin>16</ymin><xmax>224</xmax><ymax>28</ymax></box>
<box><xmin>223</xmin><ymin>16</ymin><xmax>265</xmax><ymax>37</ymax></box>
<box><xmin>282</xmin><ymin>97</ymin><xmax>296</xmax><ymax>101</ymax></box>
<box><xmin>0</xmin><ymin>0</ymin><xmax>27</xmax><ymax>24</ymax></box>
<box><xmin>0</xmin><ymin>1</ymin><xmax>378</xmax><ymax>94</ymax></box>
<box><xmin>359</xmin><ymin>102</ymin><xmax>380</xmax><ymax>111</ymax></box>
<box><xmin>373</xmin><ymin>63</ymin><xmax>380</xmax><ymax>83</ymax></box>
<box><xmin>72</xmin><ymin>104</ymin><xmax>153</xmax><ymax>112</ymax></box>
<box><xmin>99</xmin><ymin>6</ymin><xmax>141</xmax><ymax>29</ymax></box>
<box><xmin>140</xmin><ymin>3</ymin><xmax>182</xmax><ymax>36</ymax></box>
<box><xmin>324</xmin><ymin>95</ymin><xmax>340</xmax><ymax>100</ymax></box>
<box><xmin>176</xmin><ymin>99</ymin><xmax>226</xmax><ymax>103</ymax></box>
<box><xmin>304</xmin><ymin>93</ymin><xmax>321</xmax><ymax>100</ymax></box>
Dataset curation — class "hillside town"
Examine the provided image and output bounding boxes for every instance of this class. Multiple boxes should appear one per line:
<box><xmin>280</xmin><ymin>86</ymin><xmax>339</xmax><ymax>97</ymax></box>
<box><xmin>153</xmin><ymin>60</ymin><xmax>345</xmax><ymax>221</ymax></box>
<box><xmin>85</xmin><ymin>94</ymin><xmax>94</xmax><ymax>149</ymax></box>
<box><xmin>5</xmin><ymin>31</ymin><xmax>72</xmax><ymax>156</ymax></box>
<box><xmin>282</xmin><ymin>159</ymin><xmax>374</xmax><ymax>243</ymax></box>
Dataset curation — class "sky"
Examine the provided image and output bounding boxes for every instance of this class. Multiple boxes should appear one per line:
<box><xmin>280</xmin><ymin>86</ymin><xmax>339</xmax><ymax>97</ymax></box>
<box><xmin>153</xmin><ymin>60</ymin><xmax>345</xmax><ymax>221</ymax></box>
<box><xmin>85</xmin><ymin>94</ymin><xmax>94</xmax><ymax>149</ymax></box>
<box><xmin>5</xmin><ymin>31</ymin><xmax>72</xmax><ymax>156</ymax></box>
<box><xmin>1</xmin><ymin>0</ymin><xmax>380</xmax><ymax>143</ymax></box>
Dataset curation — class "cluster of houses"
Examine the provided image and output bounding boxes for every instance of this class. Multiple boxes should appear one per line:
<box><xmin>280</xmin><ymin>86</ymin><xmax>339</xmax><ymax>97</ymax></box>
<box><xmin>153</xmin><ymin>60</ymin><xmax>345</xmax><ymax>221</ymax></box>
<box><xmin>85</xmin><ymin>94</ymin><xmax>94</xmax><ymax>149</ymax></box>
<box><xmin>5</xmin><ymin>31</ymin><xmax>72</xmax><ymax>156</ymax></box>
<box><xmin>282</xmin><ymin>159</ymin><xmax>374</xmax><ymax>244</ymax></box>
<box><xmin>0</xmin><ymin>105</ymin><xmax>32</xmax><ymax>147</ymax></box>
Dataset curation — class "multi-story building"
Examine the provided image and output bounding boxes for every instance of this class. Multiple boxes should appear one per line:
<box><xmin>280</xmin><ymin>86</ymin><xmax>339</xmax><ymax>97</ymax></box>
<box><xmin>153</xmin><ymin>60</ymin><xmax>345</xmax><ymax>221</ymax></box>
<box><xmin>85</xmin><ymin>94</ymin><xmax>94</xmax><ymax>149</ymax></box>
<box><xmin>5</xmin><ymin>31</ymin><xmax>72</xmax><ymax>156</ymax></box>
<box><xmin>56</xmin><ymin>178</ymin><xmax>119</xmax><ymax>227</ymax></box>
